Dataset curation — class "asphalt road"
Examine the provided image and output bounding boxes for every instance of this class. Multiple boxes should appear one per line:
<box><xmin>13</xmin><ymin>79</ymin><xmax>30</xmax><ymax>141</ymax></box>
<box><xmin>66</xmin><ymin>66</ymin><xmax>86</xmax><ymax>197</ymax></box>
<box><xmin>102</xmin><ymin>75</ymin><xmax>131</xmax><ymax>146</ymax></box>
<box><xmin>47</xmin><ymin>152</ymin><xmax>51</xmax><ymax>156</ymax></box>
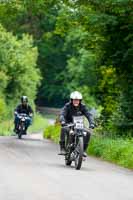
<box><xmin>0</xmin><ymin>133</ymin><xmax>133</xmax><ymax>200</ymax></box>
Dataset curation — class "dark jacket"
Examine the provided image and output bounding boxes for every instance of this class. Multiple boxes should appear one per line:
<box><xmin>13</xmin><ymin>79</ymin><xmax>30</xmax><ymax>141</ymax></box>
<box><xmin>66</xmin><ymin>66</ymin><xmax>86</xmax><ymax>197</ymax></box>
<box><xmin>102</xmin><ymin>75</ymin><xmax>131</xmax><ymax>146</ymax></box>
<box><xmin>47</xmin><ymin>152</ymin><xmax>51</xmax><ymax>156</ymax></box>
<box><xmin>60</xmin><ymin>102</ymin><xmax>94</xmax><ymax>126</ymax></box>
<box><xmin>15</xmin><ymin>104</ymin><xmax>33</xmax><ymax>116</ymax></box>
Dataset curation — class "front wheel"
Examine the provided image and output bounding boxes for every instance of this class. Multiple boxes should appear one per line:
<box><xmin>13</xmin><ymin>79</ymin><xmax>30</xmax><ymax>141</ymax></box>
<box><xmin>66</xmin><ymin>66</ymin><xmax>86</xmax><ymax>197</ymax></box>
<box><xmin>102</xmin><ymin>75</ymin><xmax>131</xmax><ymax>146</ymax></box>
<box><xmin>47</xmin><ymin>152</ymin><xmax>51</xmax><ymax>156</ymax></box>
<box><xmin>75</xmin><ymin>136</ymin><xmax>84</xmax><ymax>170</ymax></box>
<box><xmin>17</xmin><ymin>124</ymin><xmax>24</xmax><ymax>139</ymax></box>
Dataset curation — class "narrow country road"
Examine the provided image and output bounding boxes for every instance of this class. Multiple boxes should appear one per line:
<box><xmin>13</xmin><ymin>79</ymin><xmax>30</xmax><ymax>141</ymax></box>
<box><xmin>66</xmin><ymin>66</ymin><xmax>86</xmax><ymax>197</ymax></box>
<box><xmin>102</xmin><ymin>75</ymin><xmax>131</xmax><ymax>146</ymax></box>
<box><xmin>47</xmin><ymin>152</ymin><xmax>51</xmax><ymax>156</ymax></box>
<box><xmin>0</xmin><ymin>133</ymin><xmax>133</xmax><ymax>200</ymax></box>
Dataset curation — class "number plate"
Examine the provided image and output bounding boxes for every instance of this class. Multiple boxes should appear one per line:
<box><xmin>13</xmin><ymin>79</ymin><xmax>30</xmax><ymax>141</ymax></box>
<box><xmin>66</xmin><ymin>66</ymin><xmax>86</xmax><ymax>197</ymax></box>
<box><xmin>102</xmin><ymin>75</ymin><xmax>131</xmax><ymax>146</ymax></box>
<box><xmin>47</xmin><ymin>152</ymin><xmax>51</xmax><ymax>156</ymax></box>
<box><xmin>73</xmin><ymin>116</ymin><xmax>84</xmax><ymax>129</ymax></box>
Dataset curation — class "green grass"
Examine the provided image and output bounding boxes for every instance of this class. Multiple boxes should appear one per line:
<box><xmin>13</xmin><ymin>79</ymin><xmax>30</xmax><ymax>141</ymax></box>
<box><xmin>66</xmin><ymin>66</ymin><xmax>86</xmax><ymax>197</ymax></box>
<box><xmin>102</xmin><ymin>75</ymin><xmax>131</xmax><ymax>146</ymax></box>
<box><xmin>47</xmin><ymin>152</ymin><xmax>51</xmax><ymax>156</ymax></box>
<box><xmin>0</xmin><ymin>113</ymin><xmax>49</xmax><ymax>136</ymax></box>
<box><xmin>43</xmin><ymin>114</ymin><xmax>57</xmax><ymax>120</ymax></box>
<box><xmin>44</xmin><ymin>124</ymin><xmax>133</xmax><ymax>169</ymax></box>
<box><xmin>88</xmin><ymin>136</ymin><xmax>133</xmax><ymax>169</ymax></box>
<box><xmin>0</xmin><ymin>120</ymin><xmax>13</xmax><ymax>136</ymax></box>
<box><xmin>29</xmin><ymin>113</ymin><xmax>49</xmax><ymax>133</ymax></box>
<box><xmin>44</xmin><ymin>124</ymin><xmax>60</xmax><ymax>143</ymax></box>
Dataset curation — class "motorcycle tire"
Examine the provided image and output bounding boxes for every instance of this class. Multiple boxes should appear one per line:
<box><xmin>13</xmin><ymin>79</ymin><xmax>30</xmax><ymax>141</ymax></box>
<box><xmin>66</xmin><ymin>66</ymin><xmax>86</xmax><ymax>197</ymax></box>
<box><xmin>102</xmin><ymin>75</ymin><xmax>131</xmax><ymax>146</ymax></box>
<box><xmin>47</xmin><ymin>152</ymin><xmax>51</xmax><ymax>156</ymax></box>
<box><xmin>75</xmin><ymin>136</ymin><xmax>84</xmax><ymax>170</ymax></box>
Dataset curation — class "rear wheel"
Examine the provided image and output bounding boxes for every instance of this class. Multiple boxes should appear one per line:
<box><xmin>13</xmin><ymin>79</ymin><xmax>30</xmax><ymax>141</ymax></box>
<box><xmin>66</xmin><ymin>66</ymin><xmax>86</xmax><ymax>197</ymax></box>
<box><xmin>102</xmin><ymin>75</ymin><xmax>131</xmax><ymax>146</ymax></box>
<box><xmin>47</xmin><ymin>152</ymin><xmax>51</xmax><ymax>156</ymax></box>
<box><xmin>75</xmin><ymin>136</ymin><xmax>84</xmax><ymax>170</ymax></box>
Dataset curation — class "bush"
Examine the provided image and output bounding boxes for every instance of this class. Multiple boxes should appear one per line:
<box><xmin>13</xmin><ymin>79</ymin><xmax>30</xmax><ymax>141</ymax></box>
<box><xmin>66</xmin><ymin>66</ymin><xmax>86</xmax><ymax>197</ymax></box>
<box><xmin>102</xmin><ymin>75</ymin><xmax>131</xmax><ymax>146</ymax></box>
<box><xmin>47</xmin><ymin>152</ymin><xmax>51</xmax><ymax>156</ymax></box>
<box><xmin>0</xmin><ymin>24</ymin><xmax>41</xmax><ymax>112</ymax></box>
<box><xmin>44</xmin><ymin>124</ymin><xmax>60</xmax><ymax>143</ymax></box>
<box><xmin>0</xmin><ymin>120</ymin><xmax>13</xmax><ymax>136</ymax></box>
<box><xmin>0</xmin><ymin>98</ymin><xmax>7</xmax><ymax>121</ymax></box>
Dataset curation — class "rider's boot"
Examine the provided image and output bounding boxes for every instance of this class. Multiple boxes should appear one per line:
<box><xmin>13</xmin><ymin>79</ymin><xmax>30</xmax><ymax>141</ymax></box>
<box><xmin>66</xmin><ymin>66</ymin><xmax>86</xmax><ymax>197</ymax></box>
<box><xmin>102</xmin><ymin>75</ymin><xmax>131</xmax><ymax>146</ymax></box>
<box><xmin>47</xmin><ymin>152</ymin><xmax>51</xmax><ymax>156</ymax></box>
<box><xmin>83</xmin><ymin>138</ymin><xmax>89</xmax><ymax>157</ymax></box>
<box><xmin>24</xmin><ymin>127</ymin><xmax>28</xmax><ymax>135</ymax></box>
<box><xmin>13</xmin><ymin>123</ymin><xmax>18</xmax><ymax>133</ymax></box>
<box><xmin>58</xmin><ymin>141</ymin><xmax>66</xmax><ymax>155</ymax></box>
<box><xmin>83</xmin><ymin>152</ymin><xmax>87</xmax><ymax>157</ymax></box>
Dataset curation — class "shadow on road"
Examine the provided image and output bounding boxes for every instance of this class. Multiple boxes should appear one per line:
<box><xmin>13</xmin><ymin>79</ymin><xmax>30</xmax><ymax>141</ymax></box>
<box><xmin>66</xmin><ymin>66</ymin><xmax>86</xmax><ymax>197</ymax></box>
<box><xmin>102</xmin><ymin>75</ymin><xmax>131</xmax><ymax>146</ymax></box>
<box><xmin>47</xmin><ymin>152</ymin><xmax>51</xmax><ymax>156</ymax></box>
<box><xmin>20</xmin><ymin>138</ymin><xmax>42</xmax><ymax>142</ymax></box>
<box><xmin>44</xmin><ymin>160</ymin><xmax>96</xmax><ymax>172</ymax></box>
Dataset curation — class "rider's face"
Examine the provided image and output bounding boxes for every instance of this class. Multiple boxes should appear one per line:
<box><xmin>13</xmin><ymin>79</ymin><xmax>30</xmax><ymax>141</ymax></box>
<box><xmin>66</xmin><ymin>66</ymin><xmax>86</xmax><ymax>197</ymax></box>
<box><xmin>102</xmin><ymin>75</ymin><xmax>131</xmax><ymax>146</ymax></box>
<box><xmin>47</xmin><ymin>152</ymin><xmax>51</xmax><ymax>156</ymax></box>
<box><xmin>22</xmin><ymin>101</ymin><xmax>27</xmax><ymax>106</ymax></box>
<box><xmin>72</xmin><ymin>99</ymin><xmax>80</xmax><ymax>107</ymax></box>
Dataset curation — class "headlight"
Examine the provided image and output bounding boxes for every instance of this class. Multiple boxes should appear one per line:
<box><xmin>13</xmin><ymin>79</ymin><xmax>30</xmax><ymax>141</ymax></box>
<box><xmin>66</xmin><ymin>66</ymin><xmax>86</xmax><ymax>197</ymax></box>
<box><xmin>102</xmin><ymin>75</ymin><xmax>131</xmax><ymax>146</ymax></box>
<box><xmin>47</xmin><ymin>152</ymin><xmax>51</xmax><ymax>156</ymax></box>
<box><xmin>83</xmin><ymin>131</ymin><xmax>87</xmax><ymax>136</ymax></box>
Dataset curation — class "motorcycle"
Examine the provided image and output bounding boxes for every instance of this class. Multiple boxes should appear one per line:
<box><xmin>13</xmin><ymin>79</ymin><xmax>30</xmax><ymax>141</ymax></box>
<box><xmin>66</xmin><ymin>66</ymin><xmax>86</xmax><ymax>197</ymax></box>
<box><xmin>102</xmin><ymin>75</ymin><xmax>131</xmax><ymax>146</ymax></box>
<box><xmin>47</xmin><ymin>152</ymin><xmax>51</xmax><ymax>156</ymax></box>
<box><xmin>64</xmin><ymin>116</ymin><xmax>91</xmax><ymax>170</ymax></box>
<box><xmin>16</xmin><ymin>113</ymin><xmax>29</xmax><ymax>139</ymax></box>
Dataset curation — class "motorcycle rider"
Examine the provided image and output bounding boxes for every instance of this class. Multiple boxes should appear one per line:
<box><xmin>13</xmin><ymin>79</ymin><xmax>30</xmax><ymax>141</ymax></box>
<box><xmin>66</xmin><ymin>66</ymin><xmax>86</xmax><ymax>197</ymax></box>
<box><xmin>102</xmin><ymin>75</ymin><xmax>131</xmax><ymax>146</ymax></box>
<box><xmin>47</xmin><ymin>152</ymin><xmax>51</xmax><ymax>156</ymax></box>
<box><xmin>14</xmin><ymin>96</ymin><xmax>33</xmax><ymax>134</ymax></box>
<box><xmin>59</xmin><ymin>91</ymin><xmax>95</xmax><ymax>156</ymax></box>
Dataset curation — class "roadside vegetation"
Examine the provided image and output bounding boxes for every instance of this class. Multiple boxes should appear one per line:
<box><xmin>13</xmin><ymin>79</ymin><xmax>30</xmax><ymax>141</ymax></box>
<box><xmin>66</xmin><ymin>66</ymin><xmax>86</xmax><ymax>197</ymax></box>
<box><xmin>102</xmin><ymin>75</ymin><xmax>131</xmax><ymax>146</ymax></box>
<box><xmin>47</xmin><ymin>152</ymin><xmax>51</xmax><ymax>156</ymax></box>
<box><xmin>28</xmin><ymin>113</ymin><xmax>49</xmax><ymax>133</ymax></box>
<box><xmin>0</xmin><ymin>114</ymin><xmax>48</xmax><ymax>136</ymax></box>
<box><xmin>44</xmin><ymin>124</ymin><xmax>133</xmax><ymax>169</ymax></box>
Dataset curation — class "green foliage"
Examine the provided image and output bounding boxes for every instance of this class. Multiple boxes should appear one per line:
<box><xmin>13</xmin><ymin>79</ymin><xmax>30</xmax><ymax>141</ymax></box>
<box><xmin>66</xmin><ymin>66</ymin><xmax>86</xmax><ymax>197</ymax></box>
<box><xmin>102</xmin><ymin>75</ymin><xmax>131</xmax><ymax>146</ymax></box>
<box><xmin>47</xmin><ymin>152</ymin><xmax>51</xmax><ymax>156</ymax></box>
<box><xmin>44</xmin><ymin>124</ymin><xmax>60</xmax><ymax>143</ymax></box>
<box><xmin>0</xmin><ymin>24</ymin><xmax>40</xmax><ymax>101</ymax></box>
<box><xmin>0</xmin><ymin>24</ymin><xmax>41</xmax><ymax>117</ymax></box>
<box><xmin>0</xmin><ymin>97</ymin><xmax>6</xmax><ymax>121</ymax></box>
<box><xmin>98</xmin><ymin>66</ymin><xmax>120</xmax><ymax>119</ymax></box>
<box><xmin>28</xmin><ymin>113</ymin><xmax>49</xmax><ymax>133</ymax></box>
<box><xmin>88</xmin><ymin>136</ymin><xmax>133</xmax><ymax>169</ymax></box>
<box><xmin>0</xmin><ymin>119</ymin><xmax>13</xmax><ymax>136</ymax></box>
<box><xmin>0</xmin><ymin>0</ymin><xmax>133</xmax><ymax>135</ymax></box>
<box><xmin>0</xmin><ymin>113</ymin><xmax>48</xmax><ymax>136</ymax></box>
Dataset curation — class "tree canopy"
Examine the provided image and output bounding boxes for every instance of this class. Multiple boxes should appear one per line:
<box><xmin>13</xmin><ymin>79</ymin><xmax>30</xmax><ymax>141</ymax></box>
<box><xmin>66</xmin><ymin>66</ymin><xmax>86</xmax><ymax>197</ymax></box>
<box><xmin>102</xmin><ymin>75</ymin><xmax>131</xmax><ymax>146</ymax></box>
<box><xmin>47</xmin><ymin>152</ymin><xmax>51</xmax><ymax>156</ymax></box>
<box><xmin>0</xmin><ymin>0</ymin><xmax>132</xmax><ymax>135</ymax></box>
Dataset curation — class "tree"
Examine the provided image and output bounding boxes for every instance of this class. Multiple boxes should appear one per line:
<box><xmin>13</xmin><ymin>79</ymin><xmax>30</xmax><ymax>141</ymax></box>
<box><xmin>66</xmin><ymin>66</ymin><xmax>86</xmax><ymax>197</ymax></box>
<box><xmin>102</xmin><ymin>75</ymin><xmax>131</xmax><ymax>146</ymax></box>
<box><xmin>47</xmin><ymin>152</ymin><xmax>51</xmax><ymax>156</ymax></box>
<box><xmin>0</xmin><ymin>24</ymin><xmax>41</xmax><ymax>116</ymax></box>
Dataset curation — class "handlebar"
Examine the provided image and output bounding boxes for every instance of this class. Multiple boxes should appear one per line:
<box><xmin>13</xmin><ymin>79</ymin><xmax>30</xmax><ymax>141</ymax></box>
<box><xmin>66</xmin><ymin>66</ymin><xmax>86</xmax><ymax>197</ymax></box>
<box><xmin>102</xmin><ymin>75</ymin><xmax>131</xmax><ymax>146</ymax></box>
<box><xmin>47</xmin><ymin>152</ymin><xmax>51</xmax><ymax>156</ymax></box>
<box><xmin>16</xmin><ymin>113</ymin><xmax>31</xmax><ymax>119</ymax></box>
<box><xmin>62</xmin><ymin>123</ymin><xmax>93</xmax><ymax>133</ymax></box>
<box><xmin>18</xmin><ymin>113</ymin><xmax>27</xmax><ymax>116</ymax></box>
<box><xmin>15</xmin><ymin>113</ymin><xmax>32</xmax><ymax>117</ymax></box>
<box><xmin>63</xmin><ymin>123</ymin><xmax>75</xmax><ymax>128</ymax></box>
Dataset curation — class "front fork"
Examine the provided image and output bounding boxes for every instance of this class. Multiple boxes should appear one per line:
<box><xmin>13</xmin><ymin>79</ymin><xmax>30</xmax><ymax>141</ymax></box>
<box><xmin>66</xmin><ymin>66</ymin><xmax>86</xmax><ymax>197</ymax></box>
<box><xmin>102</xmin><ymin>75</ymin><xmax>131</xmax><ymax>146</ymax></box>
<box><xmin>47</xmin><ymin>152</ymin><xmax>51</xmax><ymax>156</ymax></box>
<box><xmin>69</xmin><ymin>134</ymin><xmax>83</xmax><ymax>161</ymax></box>
<box><xmin>18</xmin><ymin>122</ymin><xmax>25</xmax><ymax>133</ymax></box>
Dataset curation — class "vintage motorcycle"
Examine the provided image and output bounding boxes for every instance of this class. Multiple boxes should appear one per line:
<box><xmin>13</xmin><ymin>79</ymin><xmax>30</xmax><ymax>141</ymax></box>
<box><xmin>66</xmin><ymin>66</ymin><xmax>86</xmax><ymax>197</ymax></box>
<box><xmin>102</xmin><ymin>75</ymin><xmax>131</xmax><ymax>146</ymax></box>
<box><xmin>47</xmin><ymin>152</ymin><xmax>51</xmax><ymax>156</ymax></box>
<box><xmin>16</xmin><ymin>113</ymin><xmax>29</xmax><ymax>139</ymax></box>
<box><xmin>64</xmin><ymin>116</ymin><xmax>91</xmax><ymax>170</ymax></box>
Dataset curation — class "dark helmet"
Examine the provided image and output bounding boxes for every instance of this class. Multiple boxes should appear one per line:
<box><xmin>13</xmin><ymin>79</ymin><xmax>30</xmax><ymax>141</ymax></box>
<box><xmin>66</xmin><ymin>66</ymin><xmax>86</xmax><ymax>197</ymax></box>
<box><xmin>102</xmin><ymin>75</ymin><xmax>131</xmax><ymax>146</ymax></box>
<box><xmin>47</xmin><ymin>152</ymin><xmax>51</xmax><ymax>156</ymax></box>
<box><xmin>21</xmin><ymin>96</ymin><xmax>28</xmax><ymax>103</ymax></box>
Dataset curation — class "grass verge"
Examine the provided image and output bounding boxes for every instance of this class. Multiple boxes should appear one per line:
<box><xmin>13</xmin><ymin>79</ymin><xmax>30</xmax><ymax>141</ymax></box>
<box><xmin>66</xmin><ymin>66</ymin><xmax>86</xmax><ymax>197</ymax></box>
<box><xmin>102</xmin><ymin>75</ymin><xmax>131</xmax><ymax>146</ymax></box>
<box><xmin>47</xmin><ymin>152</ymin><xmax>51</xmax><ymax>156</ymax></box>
<box><xmin>44</xmin><ymin>124</ymin><xmax>133</xmax><ymax>169</ymax></box>
<box><xmin>0</xmin><ymin>120</ymin><xmax>13</xmax><ymax>136</ymax></box>
<box><xmin>29</xmin><ymin>113</ymin><xmax>49</xmax><ymax>133</ymax></box>
<box><xmin>0</xmin><ymin>113</ymin><xmax>48</xmax><ymax>136</ymax></box>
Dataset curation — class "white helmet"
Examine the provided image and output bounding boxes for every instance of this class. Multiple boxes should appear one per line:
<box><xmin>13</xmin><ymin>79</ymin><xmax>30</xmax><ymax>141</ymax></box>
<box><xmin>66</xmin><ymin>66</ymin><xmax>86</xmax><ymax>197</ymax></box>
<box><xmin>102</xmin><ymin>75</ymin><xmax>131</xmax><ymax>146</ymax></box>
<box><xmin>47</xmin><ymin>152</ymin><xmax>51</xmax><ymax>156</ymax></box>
<box><xmin>70</xmin><ymin>91</ymin><xmax>83</xmax><ymax>100</ymax></box>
